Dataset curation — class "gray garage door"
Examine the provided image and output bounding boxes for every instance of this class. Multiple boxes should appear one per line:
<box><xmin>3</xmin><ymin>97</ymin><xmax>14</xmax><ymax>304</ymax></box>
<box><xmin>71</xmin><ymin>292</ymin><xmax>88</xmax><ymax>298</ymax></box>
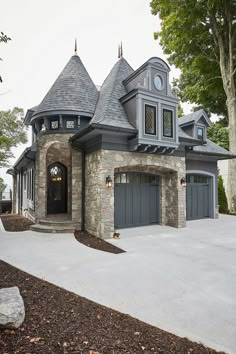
<box><xmin>186</xmin><ymin>174</ymin><xmax>210</xmax><ymax>220</ymax></box>
<box><xmin>114</xmin><ymin>172</ymin><xmax>160</xmax><ymax>229</ymax></box>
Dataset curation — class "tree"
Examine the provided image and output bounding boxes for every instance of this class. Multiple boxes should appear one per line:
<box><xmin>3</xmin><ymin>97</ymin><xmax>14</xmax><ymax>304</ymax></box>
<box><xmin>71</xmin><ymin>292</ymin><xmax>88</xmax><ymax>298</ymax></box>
<box><xmin>0</xmin><ymin>31</ymin><xmax>11</xmax><ymax>83</ymax></box>
<box><xmin>0</xmin><ymin>108</ymin><xmax>28</xmax><ymax>167</ymax></box>
<box><xmin>207</xmin><ymin>119</ymin><xmax>229</xmax><ymax>150</ymax></box>
<box><xmin>0</xmin><ymin>177</ymin><xmax>7</xmax><ymax>193</ymax></box>
<box><xmin>150</xmin><ymin>0</ymin><xmax>236</xmax><ymax>212</ymax></box>
<box><xmin>218</xmin><ymin>175</ymin><xmax>229</xmax><ymax>213</ymax></box>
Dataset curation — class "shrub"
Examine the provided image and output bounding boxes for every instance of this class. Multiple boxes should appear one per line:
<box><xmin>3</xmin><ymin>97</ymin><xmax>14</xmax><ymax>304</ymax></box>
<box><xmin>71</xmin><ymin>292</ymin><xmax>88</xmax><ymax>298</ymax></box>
<box><xmin>218</xmin><ymin>175</ymin><xmax>228</xmax><ymax>214</ymax></box>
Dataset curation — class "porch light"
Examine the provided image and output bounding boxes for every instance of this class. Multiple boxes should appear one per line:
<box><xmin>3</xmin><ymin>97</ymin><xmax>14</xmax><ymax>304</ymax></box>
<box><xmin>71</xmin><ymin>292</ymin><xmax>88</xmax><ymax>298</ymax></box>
<box><xmin>181</xmin><ymin>177</ymin><xmax>187</xmax><ymax>187</ymax></box>
<box><xmin>106</xmin><ymin>175</ymin><xmax>112</xmax><ymax>188</ymax></box>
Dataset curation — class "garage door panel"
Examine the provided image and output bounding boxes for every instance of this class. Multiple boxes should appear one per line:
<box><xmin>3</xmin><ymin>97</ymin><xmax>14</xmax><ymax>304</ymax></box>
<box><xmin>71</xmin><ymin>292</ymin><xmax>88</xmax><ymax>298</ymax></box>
<box><xmin>125</xmin><ymin>184</ymin><xmax>133</xmax><ymax>227</ymax></box>
<box><xmin>186</xmin><ymin>174</ymin><xmax>210</xmax><ymax>221</ymax></box>
<box><xmin>114</xmin><ymin>184</ymin><xmax>126</xmax><ymax>228</ymax></box>
<box><xmin>140</xmin><ymin>185</ymin><xmax>151</xmax><ymax>225</ymax></box>
<box><xmin>133</xmin><ymin>184</ymin><xmax>141</xmax><ymax>226</ymax></box>
<box><xmin>115</xmin><ymin>173</ymin><xmax>160</xmax><ymax>228</ymax></box>
<box><xmin>150</xmin><ymin>185</ymin><xmax>159</xmax><ymax>223</ymax></box>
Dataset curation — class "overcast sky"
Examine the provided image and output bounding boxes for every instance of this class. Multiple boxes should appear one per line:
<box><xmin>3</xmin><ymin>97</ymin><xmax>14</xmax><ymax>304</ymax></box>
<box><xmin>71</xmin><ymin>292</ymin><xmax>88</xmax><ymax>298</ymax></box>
<box><xmin>1</xmin><ymin>0</ymin><xmax>192</xmax><ymax>188</ymax></box>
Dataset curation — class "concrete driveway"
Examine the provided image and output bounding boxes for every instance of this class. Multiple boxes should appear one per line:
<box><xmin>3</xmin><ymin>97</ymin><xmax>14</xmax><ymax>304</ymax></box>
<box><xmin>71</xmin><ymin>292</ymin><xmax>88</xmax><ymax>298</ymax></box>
<box><xmin>0</xmin><ymin>214</ymin><xmax>236</xmax><ymax>354</ymax></box>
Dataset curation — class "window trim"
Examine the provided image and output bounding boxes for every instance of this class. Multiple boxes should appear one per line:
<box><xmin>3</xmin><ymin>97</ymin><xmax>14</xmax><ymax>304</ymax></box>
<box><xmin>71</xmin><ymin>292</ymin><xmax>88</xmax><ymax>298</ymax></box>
<box><xmin>144</xmin><ymin>104</ymin><xmax>157</xmax><ymax>136</ymax></box>
<box><xmin>163</xmin><ymin>108</ymin><xmax>173</xmax><ymax>138</ymax></box>
<box><xmin>197</xmin><ymin>126</ymin><xmax>205</xmax><ymax>140</ymax></box>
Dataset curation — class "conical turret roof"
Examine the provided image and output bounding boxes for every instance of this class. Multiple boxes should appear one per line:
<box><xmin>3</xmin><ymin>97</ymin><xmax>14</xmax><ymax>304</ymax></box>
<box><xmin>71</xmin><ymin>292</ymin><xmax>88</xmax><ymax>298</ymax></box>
<box><xmin>33</xmin><ymin>55</ymin><xmax>98</xmax><ymax>117</ymax></box>
<box><xmin>91</xmin><ymin>57</ymin><xmax>135</xmax><ymax>130</ymax></box>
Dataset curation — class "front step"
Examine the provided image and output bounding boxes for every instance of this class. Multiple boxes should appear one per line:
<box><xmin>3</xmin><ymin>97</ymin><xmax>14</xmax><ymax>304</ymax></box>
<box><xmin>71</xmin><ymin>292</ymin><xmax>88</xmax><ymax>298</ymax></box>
<box><xmin>30</xmin><ymin>223</ymin><xmax>77</xmax><ymax>233</ymax></box>
<box><xmin>38</xmin><ymin>219</ymin><xmax>77</xmax><ymax>228</ymax></box>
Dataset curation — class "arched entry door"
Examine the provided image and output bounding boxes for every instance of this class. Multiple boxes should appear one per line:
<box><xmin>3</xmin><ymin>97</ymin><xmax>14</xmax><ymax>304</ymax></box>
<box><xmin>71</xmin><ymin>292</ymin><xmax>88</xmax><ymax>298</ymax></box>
<box><xmin>47</xmin><ymin>163</ymin><xmax>67</xmax><ymax>214</ymax></box>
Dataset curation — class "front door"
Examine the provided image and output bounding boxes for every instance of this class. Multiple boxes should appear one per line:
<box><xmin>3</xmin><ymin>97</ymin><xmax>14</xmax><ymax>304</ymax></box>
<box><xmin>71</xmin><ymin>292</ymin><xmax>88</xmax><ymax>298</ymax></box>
<box><xmin>47</xmin><ymin>163</ymin><xmax>67</xmax><ymax>214</ymax></box>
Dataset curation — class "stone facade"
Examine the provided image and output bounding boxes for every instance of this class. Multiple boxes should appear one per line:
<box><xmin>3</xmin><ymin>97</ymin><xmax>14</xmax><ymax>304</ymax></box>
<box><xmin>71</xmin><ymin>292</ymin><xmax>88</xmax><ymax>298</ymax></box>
<box><xmin>85</xmin><ymin>149</ymin><xmax>186</xmax><ymax>239</ymax></box>
<box><xmin>35</xmin><ymin>133</ymin><xmax>82</xmax><ymax>226</ymax></box>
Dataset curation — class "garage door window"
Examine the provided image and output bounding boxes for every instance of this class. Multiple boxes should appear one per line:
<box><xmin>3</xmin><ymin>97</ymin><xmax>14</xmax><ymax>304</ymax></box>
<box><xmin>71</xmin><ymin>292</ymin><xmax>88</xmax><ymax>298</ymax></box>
<box><xmin>115</xmin><ymin>173</ymin><xmax>159</xmax><ymax>185</ymax></box>
<box><xmin>187</xmin><ymin>175</ymin><xmax>209</xmax><ymax>184</ymax></box>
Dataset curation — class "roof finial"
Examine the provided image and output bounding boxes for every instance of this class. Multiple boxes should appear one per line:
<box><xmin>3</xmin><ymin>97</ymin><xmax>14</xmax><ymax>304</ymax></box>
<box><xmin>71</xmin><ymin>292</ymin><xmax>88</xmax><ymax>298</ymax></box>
<box><xmin>74</xmin><ymin>38</ymin><xmax>78</xmax><ymax>55</ymax></box>
<box><xmin>120</xmin><ymin>41</ymin><xmax>123</xmax><ymax>58</ymax></box>
<box><xmin>118</xmin><ymin>41</ymin><xmax>123</xmax><ymax>59</ymax></box>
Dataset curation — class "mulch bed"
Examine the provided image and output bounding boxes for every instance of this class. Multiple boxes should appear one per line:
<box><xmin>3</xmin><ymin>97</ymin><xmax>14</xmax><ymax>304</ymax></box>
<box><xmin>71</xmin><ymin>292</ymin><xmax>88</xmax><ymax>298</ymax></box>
<box><xmin>0</xmin><ymin>261</ymin><xmax>225</xmax><ymax>354</ymax></box>
<box><xmin>1</xmin><ymin>214</ymin><xmax>34</xmax><ymax>231</ymax></box>
<box><xmin>75</xmin><ymin>230</ymin><xmax>125</xmax><ymax>254</ymax></box>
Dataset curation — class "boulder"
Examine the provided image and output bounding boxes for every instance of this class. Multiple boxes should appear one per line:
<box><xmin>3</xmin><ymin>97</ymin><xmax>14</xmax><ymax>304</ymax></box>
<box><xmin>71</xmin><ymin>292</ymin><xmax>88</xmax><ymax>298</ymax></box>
<box><xmin>0</xmin><ymin>286</ymin><xmax>25</xmax><ymax>328</ymax></box>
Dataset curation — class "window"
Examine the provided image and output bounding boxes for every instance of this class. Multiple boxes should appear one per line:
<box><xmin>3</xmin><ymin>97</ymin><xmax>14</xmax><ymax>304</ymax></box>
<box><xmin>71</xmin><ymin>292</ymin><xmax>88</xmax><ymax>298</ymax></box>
<box><xmin>197</xmin><ymin>127</ymin><xmax>204</xmax><ymax>140</ymax></box>
<box><xmin>163</xmin><ymin>109</ymin><xmax>173</xmax><ymax>137</ymax></box>
<box><xmin>145</xmin><ymin>105</ymin><xmax>156</xmax><ymax>135</ymax></box>
<box><xmin>50</xmin><ymin>120</ymin><xmax>59</xmax><ymax>130</ymax></box>
<box><xmin>66</xmin><ymin>120</ymin><xmax>75</xmax><ymax>129</ymax></box>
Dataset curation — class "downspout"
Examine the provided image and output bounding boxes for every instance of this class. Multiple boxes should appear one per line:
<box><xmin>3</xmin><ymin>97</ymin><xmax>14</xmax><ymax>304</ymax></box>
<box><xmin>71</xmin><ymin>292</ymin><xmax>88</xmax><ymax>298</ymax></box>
<box><xmin>70</xmin><ymin>142</ymin><xmax>85</xmax><ymax>231</ymax></box>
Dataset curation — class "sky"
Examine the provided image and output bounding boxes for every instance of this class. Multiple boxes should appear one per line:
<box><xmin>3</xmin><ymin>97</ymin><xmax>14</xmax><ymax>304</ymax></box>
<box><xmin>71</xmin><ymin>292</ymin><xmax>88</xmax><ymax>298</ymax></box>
<box><xmin>0</xmin><ymin>0</ymin><xmax>192</xmax><ymax>189</ymax></box>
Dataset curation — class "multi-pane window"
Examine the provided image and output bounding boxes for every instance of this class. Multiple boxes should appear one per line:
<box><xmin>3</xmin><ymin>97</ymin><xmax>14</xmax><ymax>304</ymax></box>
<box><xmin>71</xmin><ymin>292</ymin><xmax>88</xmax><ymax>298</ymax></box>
<box><xmin>115</xmin><ymin>172</ymin><xmax>159</xmax><ymax>185</ymax></box>
<box><xmin>66</xmin><ymin>120</ymin><xmax>75</xmax><ymax>129</ymax></box>
<box><xmin>50</xmin><ymin>120</ymin><xmax>59</xmax><ymax>129</ymax></box>
<box><xmin>186</xmin><ymin>175</ymin><xmax>209</xmax><ymax>184</ymax></box>
<box><xmin>197</xmin><ymin>127</ymin><xmax>204</xmax><ymax>140</ymax></box>
<box><xmin>145</xmin><ymin>105</ymin><xmax>156</xmax><ymax>135</ymax></box>
<box><xmin>163</xmin><ymin>109</ymin><xmax>173</xmax><ymax>137</ymax></box>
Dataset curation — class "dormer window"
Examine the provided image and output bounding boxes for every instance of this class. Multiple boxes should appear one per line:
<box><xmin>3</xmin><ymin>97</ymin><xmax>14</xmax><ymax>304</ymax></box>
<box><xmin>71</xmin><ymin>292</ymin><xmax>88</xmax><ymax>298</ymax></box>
<box><xmin>197</xmin><ymin>126</ymin><xmax>204</xmax><ymax>140</ymax></box>
<box><xmin>163</xmin><ymin>109</ymin><xmax>173</xmax><ymax>138</ymax></box>
<box><xmin>145</xmin><ymin>105</ymin><xmax>156</xmax><ymax>135</ymax></box>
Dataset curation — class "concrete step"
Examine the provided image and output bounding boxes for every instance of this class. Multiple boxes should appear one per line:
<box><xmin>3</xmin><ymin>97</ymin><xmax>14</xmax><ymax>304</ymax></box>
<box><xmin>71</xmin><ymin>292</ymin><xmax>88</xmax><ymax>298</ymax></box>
<box><xmin>30</xmin><ymin>224</ymin><xmax>76</xmax><ymax>233</ymax></box>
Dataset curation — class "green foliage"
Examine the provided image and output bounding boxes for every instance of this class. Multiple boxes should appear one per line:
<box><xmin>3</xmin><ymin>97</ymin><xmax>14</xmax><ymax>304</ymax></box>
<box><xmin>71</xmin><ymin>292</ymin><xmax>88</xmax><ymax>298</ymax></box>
<box><xmin>0</xmin><ymin>177</ymin><xmax>7</xmax><ymax>193</ymax></box>
<box><xmin>177</xmin><ymin>102</ymin><xmax>184</xmax><ymax>118</ymax></box>
<box><xmin>0</xmin><ymin>31</ymin><xmax>11</xmax><ymax>83</ymax></box>
<box><xmin>207</xmin><ymin>119</ymin><xmax>229</xmax><ymax>150</ymax></box>
<box><xmin>218</xmin><ymin>175</ymin><xmax>228</xmax><ymax>213</ymax></box>
<box><xmin>150</xmin><ymin>0</ymin><xmax>236</xmax><ymax>121</ymax></box>
<box><xmin>0</xmin><ymin>108</ymin><xmax>28</xmax><ymax>167</ymax></box>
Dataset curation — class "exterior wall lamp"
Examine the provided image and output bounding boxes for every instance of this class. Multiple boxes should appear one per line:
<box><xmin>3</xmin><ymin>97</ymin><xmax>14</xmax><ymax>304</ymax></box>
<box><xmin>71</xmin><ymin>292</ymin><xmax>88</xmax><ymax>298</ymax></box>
<box><xmin>106</xmin><ymin>175</ymin><xmax>112</xmax><ymax>188</ymax></box>
<box><xmin>180</xmin><ymin>177</ymin><xmax>187</xmax><ymax>187</ymax></box>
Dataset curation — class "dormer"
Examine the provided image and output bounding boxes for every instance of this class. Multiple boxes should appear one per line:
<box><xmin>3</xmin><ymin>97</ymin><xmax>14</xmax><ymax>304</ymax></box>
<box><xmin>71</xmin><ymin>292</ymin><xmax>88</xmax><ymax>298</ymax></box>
<box><xmin>179</xmin><ymin>109</ymin><xmax>211</xmax><ymax>143</ymax></box>
<box><xmin>121</xmin><ymin>57</ymin><xmax>179</xmax><ymax>153</ymax></box>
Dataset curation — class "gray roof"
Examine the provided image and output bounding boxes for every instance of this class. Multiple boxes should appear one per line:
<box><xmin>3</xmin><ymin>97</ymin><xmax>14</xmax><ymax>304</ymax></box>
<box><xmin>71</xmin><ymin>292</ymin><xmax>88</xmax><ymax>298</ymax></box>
<box><xmin>193</xmin><ymin>139</ymin><xmax>234</xmax><ymax>157</ymax></box>
<box><xmin>90</xmin><ymin>57</ymin><xmax>135</xmax><ymax>130</ymax></box>
<box><xmin>33</xmin><ymin>55</ymin><xmax>98</xmax><ymax>117</ymax></box>
<box><xmin>179</xmin><ymin>109</ymin><xmax>211</xmax><ymax>126</ymax></box>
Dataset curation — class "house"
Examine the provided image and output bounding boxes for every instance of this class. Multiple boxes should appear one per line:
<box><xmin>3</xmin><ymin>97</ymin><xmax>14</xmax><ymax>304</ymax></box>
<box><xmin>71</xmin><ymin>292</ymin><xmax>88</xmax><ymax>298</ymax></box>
<box><xmin>8</xmin><ymin>49</ymin><xmax>235</xmax><ymax>238</ymax></box>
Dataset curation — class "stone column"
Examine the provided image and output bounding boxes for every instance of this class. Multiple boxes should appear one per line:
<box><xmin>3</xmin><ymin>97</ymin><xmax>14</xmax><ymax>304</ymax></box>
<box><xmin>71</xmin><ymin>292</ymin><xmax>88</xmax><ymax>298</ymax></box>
<box><xmin>71</xmin><ymin>148</ymin><xmax>82</xmax><ymax>227</ymax></box>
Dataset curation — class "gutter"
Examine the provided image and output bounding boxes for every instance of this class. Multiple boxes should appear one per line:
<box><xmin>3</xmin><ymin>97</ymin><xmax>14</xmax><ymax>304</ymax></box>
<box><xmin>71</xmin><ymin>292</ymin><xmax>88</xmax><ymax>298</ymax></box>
<box><xmin>69</xmin><ymin>142</ymin><xmax>85</xmax><ymax>231</ymax></box>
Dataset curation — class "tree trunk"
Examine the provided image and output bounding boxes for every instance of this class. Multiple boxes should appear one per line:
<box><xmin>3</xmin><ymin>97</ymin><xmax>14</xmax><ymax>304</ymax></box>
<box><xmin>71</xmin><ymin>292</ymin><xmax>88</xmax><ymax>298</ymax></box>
<box><xmin>227</xmin><ymin>95</ymin><xmax>236</xmax><ymax>212</ymax></box>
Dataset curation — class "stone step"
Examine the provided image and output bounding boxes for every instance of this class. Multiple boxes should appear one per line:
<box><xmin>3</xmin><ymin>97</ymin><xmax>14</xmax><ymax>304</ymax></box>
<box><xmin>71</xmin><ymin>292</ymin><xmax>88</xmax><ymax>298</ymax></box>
<box><xmin>38</xmin><ymin>219</ymin><xmax>75</xmax><ymax>227</ymax></box>
<box><xmin>30</xmin><ymin>224</ymin><xmax>76</xmax><ymax>234</ymax></box>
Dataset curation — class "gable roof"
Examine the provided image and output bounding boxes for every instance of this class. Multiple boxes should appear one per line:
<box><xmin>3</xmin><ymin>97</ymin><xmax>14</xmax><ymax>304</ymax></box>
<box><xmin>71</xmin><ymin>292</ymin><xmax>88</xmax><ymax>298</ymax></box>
<box><xmin>179</xmin><ymin>109</ymin><xmax>211</xmax><ymax>127</ymax></box>
<box><xmin>32</xmin><ymin>55</ymin><xmax>98</xmax><ymax>118</ymax></box>
<box><xmin>90</xmin><ymin>57</ymin><xmax>135</xmax><ymax>130</ymax></box>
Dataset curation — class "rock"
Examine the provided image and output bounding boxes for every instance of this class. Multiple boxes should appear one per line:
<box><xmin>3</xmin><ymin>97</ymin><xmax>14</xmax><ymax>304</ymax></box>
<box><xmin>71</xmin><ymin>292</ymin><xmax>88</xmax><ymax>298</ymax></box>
<box><xmin>0</xmin><ymin>287</ymin><xmax>25</xmax><ymax>328</ymax></box>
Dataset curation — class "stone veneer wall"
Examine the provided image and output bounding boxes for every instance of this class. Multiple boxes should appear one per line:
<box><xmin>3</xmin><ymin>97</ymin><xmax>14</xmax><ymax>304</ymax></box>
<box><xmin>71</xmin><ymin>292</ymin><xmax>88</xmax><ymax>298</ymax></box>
<box><xmin>35</xmin><ymin>133</ymin><xmax>82</xmax><ymax>226</ymax></box>
<box><xmin>85</xmin><ymin>149</ymin><xmax>186</xmax><ymax>239</ymax></box>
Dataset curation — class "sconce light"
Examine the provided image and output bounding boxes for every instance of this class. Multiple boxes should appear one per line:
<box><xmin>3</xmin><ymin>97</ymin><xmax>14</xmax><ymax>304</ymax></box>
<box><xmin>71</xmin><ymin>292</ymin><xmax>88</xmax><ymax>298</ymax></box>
<box><xmin>106</xmin><ymin>175</ymin><xmax>112</xmax><ymax>188</ymax></box>
<box><xmin>180</xmin><ymin>177</ymin><xmax>187</xmax><ymax>187</ymax></box>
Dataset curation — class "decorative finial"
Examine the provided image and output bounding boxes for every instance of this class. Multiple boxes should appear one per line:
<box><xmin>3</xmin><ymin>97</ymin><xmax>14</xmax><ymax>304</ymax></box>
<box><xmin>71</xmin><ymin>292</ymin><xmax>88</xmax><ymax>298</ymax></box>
<box><xmin>118</xmin><ymin>42</ymin><xmax>123</xmax><ymax>59</ymax></box>
<box><xmin>74</xmin><ymin>38</ymin><xmax>77</xmax><ymax>55</ymax></box>
<box><xmin>120</xmin><ymin>41</ymin><xmax>123</xmax><ymax>58</ymax></box>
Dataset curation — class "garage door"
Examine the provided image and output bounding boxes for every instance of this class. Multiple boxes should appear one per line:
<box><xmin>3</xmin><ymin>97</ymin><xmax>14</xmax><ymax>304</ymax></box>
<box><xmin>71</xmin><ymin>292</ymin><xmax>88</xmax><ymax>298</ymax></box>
<box><xmin>114</xmin><ymin>172</ymin><xmax>160</xmax><ymax>229</ymax></box>
<box><xmin>186</xmin><ymin>174</ymin><xmax>210</xmax><ymax>220</ymax></box>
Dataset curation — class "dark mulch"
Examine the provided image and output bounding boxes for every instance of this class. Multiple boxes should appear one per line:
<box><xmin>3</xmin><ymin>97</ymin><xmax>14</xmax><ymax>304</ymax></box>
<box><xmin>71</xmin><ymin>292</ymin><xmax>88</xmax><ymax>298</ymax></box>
<box><xmin>0</xmin><ymin>261</ymin><xmax>225</xmax><ymax>354</ymax></box>
<box><xmin>75</xmin><ymin>230</ymin><xmax>125</xmax><ymax>254</ymax></box>
<box><xmin>1</xmin><ymin>214</ymin><xmax>34</xmax><ymax>231</ymax></box>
